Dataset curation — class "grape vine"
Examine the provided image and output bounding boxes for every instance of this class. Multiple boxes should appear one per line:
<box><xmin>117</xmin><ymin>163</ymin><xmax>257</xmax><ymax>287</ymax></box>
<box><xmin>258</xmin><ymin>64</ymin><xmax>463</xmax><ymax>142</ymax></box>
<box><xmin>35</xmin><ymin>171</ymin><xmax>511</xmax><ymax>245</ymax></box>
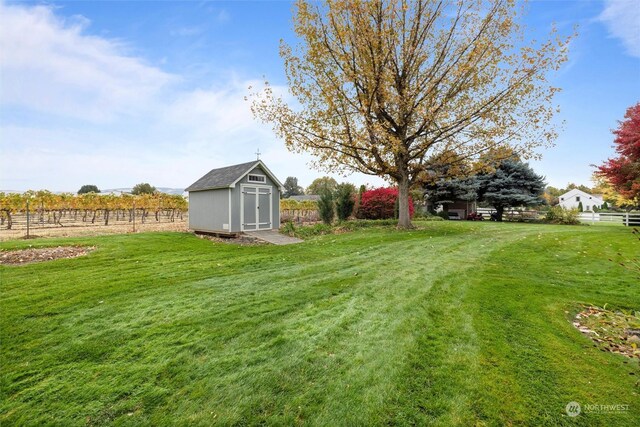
<box><xmin>0</xmin><ymin>191</ymin><xmax>187</xmax><ymax>230</ymax></box>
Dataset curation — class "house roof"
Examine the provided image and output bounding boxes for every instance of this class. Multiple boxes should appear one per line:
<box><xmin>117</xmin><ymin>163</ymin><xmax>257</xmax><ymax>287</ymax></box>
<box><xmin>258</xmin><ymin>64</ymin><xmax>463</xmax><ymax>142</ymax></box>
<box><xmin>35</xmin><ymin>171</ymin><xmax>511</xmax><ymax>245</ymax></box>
<box><xmin>558</xmin><ymin>188</ymin><xmax>603</xmax><ymax>201</ymax></box>
<box><xmin>186</xmin><ymin>160</ymin><xmax>284</xmax><ymax>192</ymax></box>
<box><xmin>288</xmin><ymin>195</ymin><xmax>320</xmax><ymax>201</ymax></box>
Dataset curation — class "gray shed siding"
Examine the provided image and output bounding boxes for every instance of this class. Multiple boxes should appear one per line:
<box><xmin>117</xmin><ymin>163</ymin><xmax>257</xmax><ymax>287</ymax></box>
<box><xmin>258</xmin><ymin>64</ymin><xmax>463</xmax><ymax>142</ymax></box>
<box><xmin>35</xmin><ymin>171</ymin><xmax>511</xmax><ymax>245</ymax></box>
<box><xmin>230</xmin><ymin>166</ymin><xmax>280</xmax><ymax>232</ymax></box>
<box><xmin>188</xmin><ymin>189</ymin><xmax>230</xmax><ymax>232</ymax></box>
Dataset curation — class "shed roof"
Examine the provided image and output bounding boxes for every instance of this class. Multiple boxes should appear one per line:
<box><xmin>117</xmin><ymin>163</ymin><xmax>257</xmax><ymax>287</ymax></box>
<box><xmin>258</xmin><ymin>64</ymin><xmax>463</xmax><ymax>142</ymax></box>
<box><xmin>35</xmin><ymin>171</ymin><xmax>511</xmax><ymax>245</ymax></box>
<box><xmin>186</xmin><ymin>160</ymin><xmax>283</xmax><ymax>192</ymax></box>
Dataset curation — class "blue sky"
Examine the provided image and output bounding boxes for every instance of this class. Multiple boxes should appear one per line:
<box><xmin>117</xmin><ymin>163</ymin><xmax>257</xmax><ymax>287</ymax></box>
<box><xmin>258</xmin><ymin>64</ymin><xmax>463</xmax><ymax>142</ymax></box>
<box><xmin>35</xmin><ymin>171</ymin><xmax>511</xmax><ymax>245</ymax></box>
<box><xmin>1</xmin><ymin>0</ymin><xmax>639</xmax><ymax>192</ymax></box>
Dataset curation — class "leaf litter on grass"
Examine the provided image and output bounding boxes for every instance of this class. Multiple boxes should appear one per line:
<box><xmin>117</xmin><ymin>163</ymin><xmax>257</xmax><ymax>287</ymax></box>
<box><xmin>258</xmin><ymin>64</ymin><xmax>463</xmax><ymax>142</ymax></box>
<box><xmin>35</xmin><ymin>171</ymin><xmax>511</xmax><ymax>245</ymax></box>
<box><xmin>573</xmin><ymin>305</ymin><xmax>640</xmax><ymax>359</ymax></box>
<box><xmin>0</xmin><ymin>246</ymin><xmax>96</xmax><ymax>265</ymax></box>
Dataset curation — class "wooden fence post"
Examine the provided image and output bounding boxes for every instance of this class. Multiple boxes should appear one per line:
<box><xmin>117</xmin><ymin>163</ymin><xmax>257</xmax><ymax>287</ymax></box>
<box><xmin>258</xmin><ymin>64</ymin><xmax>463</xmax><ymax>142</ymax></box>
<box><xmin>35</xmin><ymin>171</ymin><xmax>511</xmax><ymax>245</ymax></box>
<box><xmin>26</xmin><ymin>199</ymin><xmax>30</xmax><ymax>239</ymax></box>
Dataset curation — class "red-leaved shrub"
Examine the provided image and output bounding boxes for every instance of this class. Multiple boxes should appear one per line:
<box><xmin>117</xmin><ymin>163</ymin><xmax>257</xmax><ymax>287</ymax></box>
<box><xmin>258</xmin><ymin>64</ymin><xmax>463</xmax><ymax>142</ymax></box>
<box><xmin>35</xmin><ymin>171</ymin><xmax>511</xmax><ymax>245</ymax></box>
<box><xmin>358</xmin><ymin>187</ymin><xmax>414</xmax><ymax>219</ymax></box>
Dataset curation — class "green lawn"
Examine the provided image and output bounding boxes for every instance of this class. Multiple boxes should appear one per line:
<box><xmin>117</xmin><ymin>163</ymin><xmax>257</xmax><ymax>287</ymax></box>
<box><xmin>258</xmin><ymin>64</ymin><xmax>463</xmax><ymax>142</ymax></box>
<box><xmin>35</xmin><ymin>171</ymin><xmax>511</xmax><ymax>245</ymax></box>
<box><xmin>1</xmin><ymin>222</ymin><xmax>638</xmax><ymax>426</ymax></box>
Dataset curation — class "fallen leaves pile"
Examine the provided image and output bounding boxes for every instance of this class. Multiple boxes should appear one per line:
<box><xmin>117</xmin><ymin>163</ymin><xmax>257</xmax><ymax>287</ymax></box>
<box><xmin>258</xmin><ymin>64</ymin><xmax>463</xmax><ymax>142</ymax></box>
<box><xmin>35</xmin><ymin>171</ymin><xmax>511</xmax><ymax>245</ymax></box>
<box><xmin>574</xmin><ymin>305</ymin><xmax>640</xmax><ymax>359</ymax></box>
<box><xmin>0</xmin><ymin>246</ymin><xmax>95</xmax><ymax>266</ymax></box>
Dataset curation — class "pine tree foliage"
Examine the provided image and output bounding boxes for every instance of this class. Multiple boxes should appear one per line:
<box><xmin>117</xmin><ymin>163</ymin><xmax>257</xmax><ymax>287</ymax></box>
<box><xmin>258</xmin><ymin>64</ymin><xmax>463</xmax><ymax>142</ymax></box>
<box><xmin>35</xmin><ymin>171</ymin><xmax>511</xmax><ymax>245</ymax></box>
<box><xmin>335</xmin><ymin>183</ymin><xmax>356</xmax><ymax>221</ymax></box>
<box><xmin>477</xmin><ymin>160</ymin><xmax>546</xmax><ymax>221</ymax></box>
<box><xmin>424</xmin><ymin>178</ymin><xmax>478</xmax><ymax>212</ymax></box>
<box><xmin>317</xmin><ymin>189</ymin><xmax>335</xmax><ymax>224</ymax></box>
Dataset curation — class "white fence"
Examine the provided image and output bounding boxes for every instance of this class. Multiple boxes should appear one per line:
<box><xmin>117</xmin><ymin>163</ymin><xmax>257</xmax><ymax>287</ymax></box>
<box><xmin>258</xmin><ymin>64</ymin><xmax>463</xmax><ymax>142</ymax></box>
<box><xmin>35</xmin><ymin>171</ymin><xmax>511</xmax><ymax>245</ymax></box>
<box><xmin>475</xmin><ymin>207</ymin><xmax>541</xmax><ymax>221</ymax></box>
<box><xmin>578</xmin><ymin>212</ymin><xmax>640</xmax><ymax>226</ymax></box>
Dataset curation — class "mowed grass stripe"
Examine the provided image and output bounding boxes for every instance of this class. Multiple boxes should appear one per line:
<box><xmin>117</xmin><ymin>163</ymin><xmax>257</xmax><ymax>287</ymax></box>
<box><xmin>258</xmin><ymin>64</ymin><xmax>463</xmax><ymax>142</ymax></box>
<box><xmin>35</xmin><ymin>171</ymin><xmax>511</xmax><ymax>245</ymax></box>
<box><xmin>466</xmin><ymin>228</ymin><xmax>640</xmax><ymax>426</ymax></box>
<box><xmin>3</xmin><ymin>227</ymin><xmax>497</xmax><ymax>425</ymax></box>
<box><xmin>1</xmin><ymin>222</ymin><xmax>638</xmax><ymax>426</ymax></box>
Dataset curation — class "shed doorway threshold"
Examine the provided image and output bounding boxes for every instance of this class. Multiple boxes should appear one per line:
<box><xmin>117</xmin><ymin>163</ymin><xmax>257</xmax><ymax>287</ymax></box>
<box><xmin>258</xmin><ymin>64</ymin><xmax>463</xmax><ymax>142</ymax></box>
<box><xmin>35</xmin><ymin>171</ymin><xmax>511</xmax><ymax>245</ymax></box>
<box><xmin>243</xmin><ymin>230</ymin><xmax>303</xmax><ymax>245</ymax></box>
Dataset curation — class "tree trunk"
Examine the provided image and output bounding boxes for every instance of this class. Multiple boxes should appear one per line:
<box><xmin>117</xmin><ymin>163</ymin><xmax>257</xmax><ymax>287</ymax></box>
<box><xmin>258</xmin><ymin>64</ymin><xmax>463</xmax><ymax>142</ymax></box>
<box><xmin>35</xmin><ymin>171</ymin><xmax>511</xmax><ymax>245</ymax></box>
<box><xmin>397</xmin><ymin>175</ymin><xmax>413</xmax><ymax>229</ymax></box>
<box><xmin>4</xmin><ymin>210</ymin><xmax>12</xmax><ymax>230</ymax></box>
<box><xmin>495</xmin><ymin>206</ymin><xmax>504</xmax><ymax>222</ymax></box>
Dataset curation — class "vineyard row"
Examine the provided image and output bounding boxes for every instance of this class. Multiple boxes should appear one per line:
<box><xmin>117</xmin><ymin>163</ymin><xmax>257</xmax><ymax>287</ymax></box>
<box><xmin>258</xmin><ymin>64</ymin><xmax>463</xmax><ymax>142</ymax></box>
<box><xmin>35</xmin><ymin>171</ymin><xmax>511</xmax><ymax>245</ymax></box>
<box><xmin>0</xmin><ymin>191</ymin><xmax>187</xmax><ymax>230</ymax></box>
<box><xmin>0</xmin><ymin>191</ymin><xmax>322</xmax><ymax>230</ymax></box>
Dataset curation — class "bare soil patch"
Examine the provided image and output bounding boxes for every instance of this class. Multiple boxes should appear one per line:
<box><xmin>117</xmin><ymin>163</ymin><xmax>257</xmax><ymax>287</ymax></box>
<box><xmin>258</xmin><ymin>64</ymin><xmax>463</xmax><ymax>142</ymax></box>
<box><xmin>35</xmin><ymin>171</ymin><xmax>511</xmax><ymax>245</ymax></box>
<box><xmin>0</xmin><ymin>246</ymin><xmax>96</xmax><ymax>266</ymax></box>
<box><xmin>573</xmin><ymin>305</ymin><xmax>640</xmax><ymax>359</ymax></box>
<box><xmin>196</xmin><ymin>233</ymin><xmax>268</xmax><ymax>246</ymax></box>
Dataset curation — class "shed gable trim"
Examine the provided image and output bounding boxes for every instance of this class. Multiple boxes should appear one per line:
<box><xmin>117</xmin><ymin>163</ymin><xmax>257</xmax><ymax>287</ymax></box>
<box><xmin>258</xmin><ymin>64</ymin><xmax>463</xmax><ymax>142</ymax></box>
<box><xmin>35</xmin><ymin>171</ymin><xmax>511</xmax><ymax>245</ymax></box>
<box><xmin>185</xmin><ymin>160</ymin><xmax>258</xmax><ymax>192</ymax></box>
<box><xmin>229</xmin><ymin>160</ymin><xmax>285</xmax><ymax>191</ymax></box>
<box><xmin>186</xmin><ymin>160</ymin><xmax>284</xmax><ymax>192</ymax></box>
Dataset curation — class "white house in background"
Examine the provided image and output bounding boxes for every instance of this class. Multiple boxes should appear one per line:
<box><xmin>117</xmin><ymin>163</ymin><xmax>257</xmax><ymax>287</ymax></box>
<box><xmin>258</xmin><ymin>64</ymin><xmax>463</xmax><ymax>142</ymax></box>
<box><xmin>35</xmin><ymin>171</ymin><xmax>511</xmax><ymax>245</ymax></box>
<box><xmin>558</xmin><ymin>189</ymin><xmax>604</xmax><ymax>211</ymax></box>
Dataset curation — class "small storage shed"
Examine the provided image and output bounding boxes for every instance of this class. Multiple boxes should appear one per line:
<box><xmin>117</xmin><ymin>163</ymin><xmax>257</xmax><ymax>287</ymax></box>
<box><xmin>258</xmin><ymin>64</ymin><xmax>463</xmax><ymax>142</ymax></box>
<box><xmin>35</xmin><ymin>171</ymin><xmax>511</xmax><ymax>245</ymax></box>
<box><xmin>186</xmin><ymin>160</ymin><xmax>284</xmax><ymax>233</ymax></box>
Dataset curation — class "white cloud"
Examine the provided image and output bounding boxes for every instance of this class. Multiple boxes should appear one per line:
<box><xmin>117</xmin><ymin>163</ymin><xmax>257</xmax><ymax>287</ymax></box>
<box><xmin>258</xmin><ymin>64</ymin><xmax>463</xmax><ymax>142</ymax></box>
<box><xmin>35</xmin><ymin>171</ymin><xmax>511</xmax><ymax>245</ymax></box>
<box><xmin>170</xmin><ymin>26</ymin><xmax>204</xmax><ymax>37</ymax></box>
<box><xmin>215</xmin><ymin>9</ymin><xmax>230</xmax><ymax>24</ymax></box>
<box><xmin>0</xmin><ymin>2</ymin><xmax>384</xmax><ymax>192</ymax></box>
<box><xmin>599</xmin><ymin>0</ymin><xmax>640</xmax><ymax>58</ymax></box>
<box><xmin>0</xmin><ymin>3</ymin><xmax>175</xmax><ymax>122</ymax></box>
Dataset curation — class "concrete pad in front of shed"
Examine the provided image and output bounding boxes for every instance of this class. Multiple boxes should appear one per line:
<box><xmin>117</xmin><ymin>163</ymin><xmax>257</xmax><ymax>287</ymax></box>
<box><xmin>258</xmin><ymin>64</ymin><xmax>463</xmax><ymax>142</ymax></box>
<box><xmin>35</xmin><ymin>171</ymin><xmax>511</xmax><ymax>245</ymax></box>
<box><xmin>244</xmin><ymin>230</ymin><xmax>303</xmax><ymax>245</ymax></box>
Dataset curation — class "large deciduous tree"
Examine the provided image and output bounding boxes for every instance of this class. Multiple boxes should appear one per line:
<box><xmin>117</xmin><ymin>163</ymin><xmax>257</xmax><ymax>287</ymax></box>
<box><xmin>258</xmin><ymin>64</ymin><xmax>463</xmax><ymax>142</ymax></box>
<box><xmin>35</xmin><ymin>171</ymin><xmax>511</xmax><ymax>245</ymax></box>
<box><xmin>591</xmin><ymin>173</ymin><xmax>628</xmax><ymax>209</ymax></box>
<box><xmin>306</xmin><ymin>176</ymin><xmax>338</xmax><ymax>195</ymax></box>
<box><xmin>251</xmin><ymin>0</ymin><xmax>570</xmax><ymax>228</ymax></box>
<box><xmin>131</xmin><ymin>183</ymin><xmax>157</xmax><ymax>195</ymax></box>
<box><xmin>477</xmin><ymin>159</ymin><xmax>545</xmax><ymax>221</ymax></box>
<box><xmin>78</xmin><ymin>185</ymin><xmax>100</xmax><ymax>195</ymax></box>
<box><xmin>597</xmin><ymin>102</ymin><xmax>640</xmax><ymax>209</ymax></box>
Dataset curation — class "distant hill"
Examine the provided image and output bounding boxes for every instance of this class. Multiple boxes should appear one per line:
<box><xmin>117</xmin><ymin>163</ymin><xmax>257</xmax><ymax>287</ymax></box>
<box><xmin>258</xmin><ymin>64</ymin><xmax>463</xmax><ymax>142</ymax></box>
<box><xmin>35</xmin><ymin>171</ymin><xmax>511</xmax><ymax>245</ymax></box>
<box><xmin>1</xmin><ymin>188</ymin><xmax>186</xmax><ymax>195</ymax></box>
<box><xmin>102</xmin><ymin>187</ymin><xmax>186</xmax><ymax>196</ymax></box>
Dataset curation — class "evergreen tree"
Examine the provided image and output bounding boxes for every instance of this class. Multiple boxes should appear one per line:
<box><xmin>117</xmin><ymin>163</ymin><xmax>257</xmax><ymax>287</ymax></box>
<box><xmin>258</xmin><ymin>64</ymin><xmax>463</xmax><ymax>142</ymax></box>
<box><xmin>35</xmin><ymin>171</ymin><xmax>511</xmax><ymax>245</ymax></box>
<box><xmin>282</xmin><ymin>176</ymin><xmax>304</xmax><ymax>198</ymax></box>
<box><xmin>476</xmin><ymin>160</ymin><xmax>546</xmax><ymax>221</ymax></box>
<box><xmin>335</xmin><ymin>183</ymin><xmax>356</xmax><ymax>221</ymax></box>
<box><xmin>424</xmin><ymin>177</ymin><xmax>478</xmax><ymax>213</ymax></box>
<box><xmin>577</xmin><ymin>201</ymin><xmax>583</xmax><ymax>212</ymax></box>
<box><xmin>317</xmin><ymin>189</ymin><xmax>335</xmax><ymax>224</ymax></box>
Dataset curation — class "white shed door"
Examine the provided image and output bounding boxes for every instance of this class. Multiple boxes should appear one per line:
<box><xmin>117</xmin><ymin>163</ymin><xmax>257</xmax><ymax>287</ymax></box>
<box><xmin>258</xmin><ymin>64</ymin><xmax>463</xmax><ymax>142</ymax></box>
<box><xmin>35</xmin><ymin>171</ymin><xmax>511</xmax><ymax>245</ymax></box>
<box><xmin>241</xmin><ymin>185</ymin><xmax>272</xmax><ymax>231</ymax></box>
